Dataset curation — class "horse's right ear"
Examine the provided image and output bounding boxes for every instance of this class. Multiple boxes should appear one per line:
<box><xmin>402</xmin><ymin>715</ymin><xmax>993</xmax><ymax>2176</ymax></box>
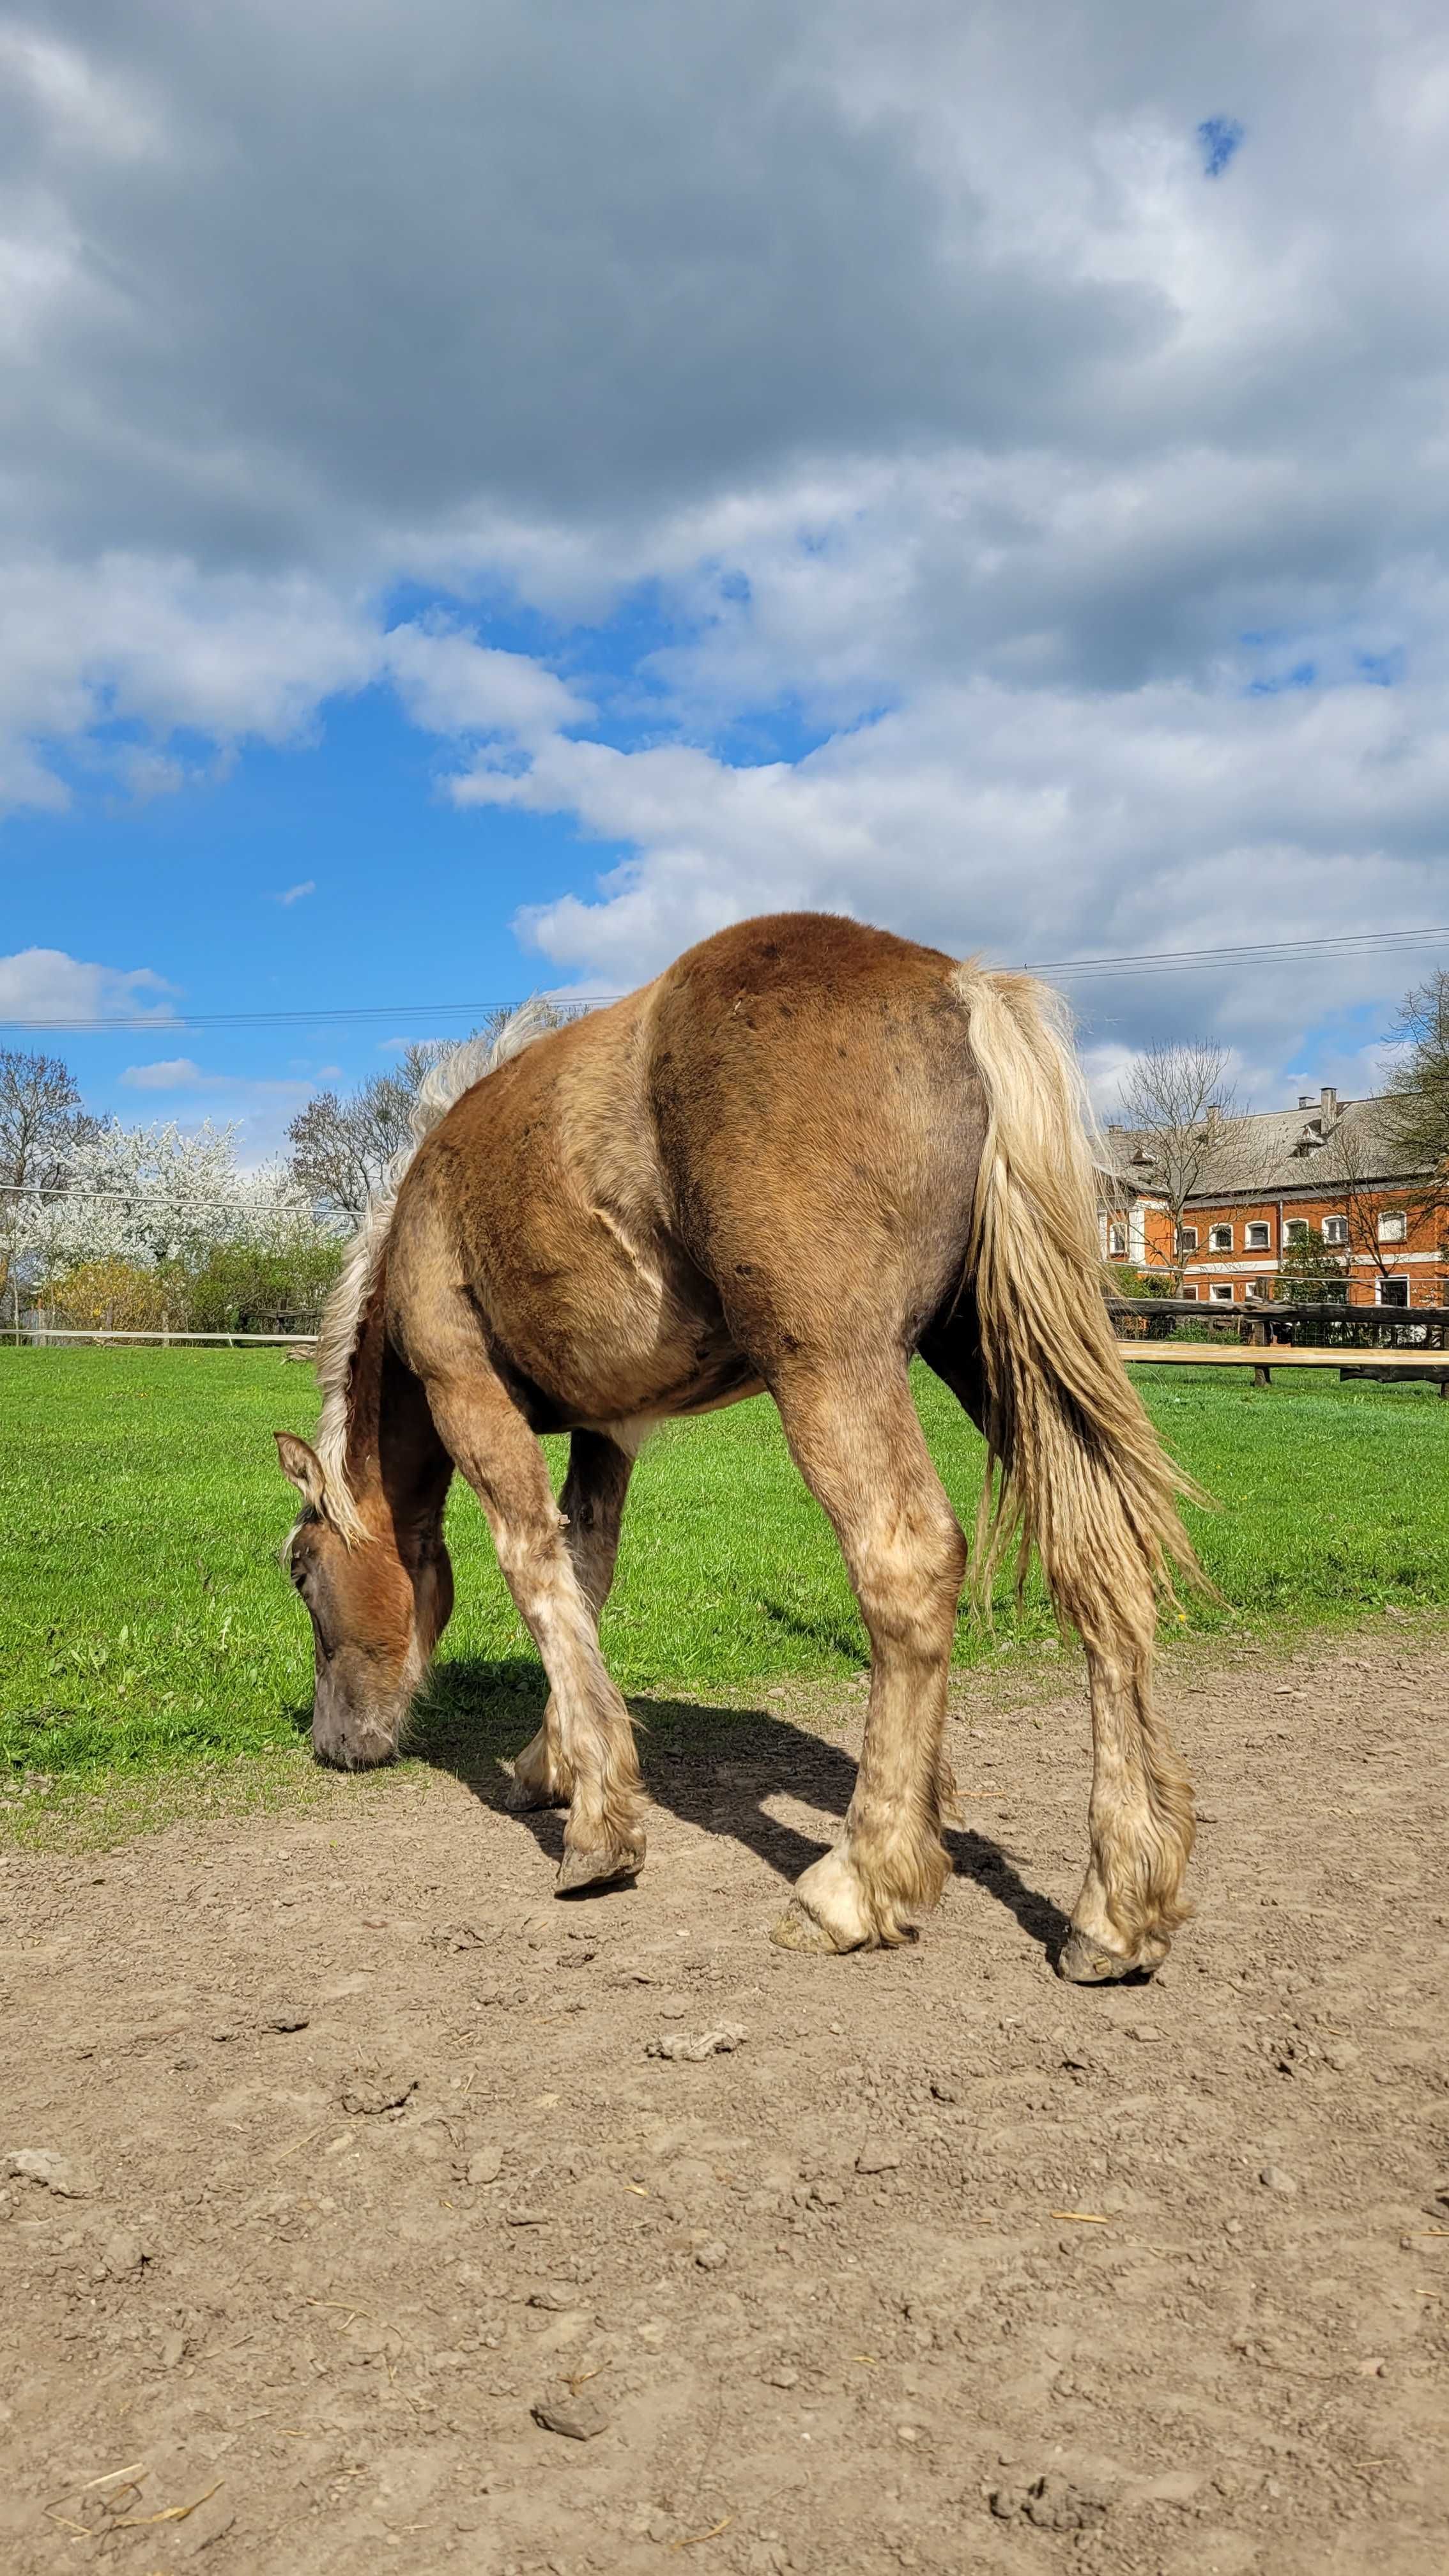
<box><xmin>274</xmin><ymin>1432</ymin><xmax>326</xmax><ymax>1514</ymax></box>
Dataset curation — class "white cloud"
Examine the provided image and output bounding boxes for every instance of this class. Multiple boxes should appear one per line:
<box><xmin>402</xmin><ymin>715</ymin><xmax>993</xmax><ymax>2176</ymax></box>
<box><xmin>0</xmin><ymin>945</ymin><xmax>175</xmax><ymax>1025</ymax></box>
<box><xmin>116</xmin><ymin>1056</ymin><xmax>311</xmax><ymax>1158</ymax></box>
<box><xmin>271</xmin><ymin>880</ymin><xmax>315</xmax><ymax>906</ymax></box>
<box><xmin>121</xmin><ymin>1055</ymin><xmax>206</xmax><ymax>1089</ymax></box>
<box><xmin>382</xmin><ymin>622</ymin><xmax>590</xmax><ymax>743</ymax></box>
<box><xmin>4</xmin><ymin>3</ymin><xmax>1449</xmax><ymax>1098</ymax></box>
<box><xmin>487</xmin><ymin>672</ymin><xmax>1449</xmax><ymax>1088</ymax></box>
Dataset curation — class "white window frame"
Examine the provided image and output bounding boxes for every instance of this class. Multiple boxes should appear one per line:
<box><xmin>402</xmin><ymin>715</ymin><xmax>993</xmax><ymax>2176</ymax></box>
<box><xmin>1209</xmin><ymin>1223</ymin><xmax>1233</xmax><ymax>1253</ymax></box>
<box><xmin>1108</xmin><ymin>1222</ymin><xmax>1128</xmax><ymax>1257</ymax></box>
<box><xmin>1376</xmin><ymin>1275</ymin><xmax>1409</xmax><ymax>1307</ymax></box>
<box><xmin>1377</xmin><ymin>1211</ymin><xmax>1407</xmax><ymax>1244</ymax></box>
<box><xmin>1284</xmin><ymin>1218</ymin><xmax>1309</xmax><ymax>1245</ymax></box>
<box><xmin>1245</xmin><ymin>1221</ymin><xmax>1270</xmax><ymax>1250</ymax></box>
<box><xmin>1322</xmin><ymin>1215</ymin><xmax>1348</xmax><ymax>1246</ymax></box>
<box><xmin>1179</xmin><ymin>1225</ymin><xmax>1199</xmax><ymax>1253</ymax></box>
<box><xmin>1209</xmin><ymin>1282</ymin><xmax>1235</xmax><ymax>1302</ymax></box>
<box><xmin>1181</xmin><ymin>1283</ymin><xmax>1198</xmax><ymax>1301</ymax></box>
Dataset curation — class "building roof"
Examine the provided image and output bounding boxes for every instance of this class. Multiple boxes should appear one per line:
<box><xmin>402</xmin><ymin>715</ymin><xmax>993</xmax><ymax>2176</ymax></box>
<box><xmin>1101</xmin><ymin>1087</ymin><xmax>1430</xmax><ymax>1205</ymax></box>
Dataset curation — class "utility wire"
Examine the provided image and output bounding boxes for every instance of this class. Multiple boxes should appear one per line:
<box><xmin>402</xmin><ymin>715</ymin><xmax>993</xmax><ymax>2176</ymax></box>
<box><xmin>3</xmin><ymin>921</ymin><xmax>1448</xmax><ymax>1034</ymax></box>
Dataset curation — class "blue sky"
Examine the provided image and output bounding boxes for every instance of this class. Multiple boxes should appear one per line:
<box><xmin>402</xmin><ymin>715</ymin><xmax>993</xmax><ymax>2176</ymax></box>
<box><xmin>3</xmin><ymin>675</ymin><xmax>632</xmax><ymax>1129</ymax></box>
<box><xmin>3</xmin><ymin>3</ymin><xmax>1449</xmax><ymax>1156</ymax></box>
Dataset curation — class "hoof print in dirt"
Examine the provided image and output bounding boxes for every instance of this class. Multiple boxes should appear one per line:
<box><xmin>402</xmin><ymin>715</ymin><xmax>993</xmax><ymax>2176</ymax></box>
<box><xmin>855</xmin><ymin>2138</ymin><xmax>901</xmax><ymax>2175</ymax></box>
<box><xmin>532</xmin><ymin>2380</ymin><xmax>611</xmax><ymax>2441</ymax></box>
<box><xmin>3</xmin><ymin>2147</ymin><xmax>95</xmax><ymax>2198</ymax></box>
<box><xmin>989</xmin><ymin>2472</ymin><xmax>1108</xmax><ymax>2532</ymax></box>
<box><xmin>459</xmin><ymin>2143</ymin><xmax>504</xmax><ymax>2186</ymax></box>
<box><xmin>263</xmin><ymin>2005</ymin><xmax>310</xmax><ymax>2033</ymax></box>
<box><xmin>645</xmin><ymin>2022</ymin><xmax>746</xmax><ymax>2062</ymax></box>
<box><xmin>340</xmin><ymin>2071</ymin><xmax>419</xmax><ymax>2116</ymax></box>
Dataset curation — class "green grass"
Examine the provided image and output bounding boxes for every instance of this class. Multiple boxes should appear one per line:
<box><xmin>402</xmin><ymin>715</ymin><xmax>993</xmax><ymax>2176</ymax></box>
<box><xmin>4</xmin><ymin>1346</ymin><xmax>1449</xmax><ymax>1794</ymax></box>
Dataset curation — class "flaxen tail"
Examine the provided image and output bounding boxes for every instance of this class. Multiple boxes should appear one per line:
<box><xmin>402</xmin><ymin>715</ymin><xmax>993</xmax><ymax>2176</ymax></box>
<box><xmin>954</xmin><ymin>964</ymin><xmax>1210</xmax><ymax>1646</ymax></box>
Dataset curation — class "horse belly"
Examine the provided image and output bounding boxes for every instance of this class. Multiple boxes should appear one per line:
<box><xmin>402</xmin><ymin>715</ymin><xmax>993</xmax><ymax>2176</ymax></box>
<box><xmin>470</xmin><ymin>1218</ymin><xmax>751</xmax><ymax>1434</ymax></box>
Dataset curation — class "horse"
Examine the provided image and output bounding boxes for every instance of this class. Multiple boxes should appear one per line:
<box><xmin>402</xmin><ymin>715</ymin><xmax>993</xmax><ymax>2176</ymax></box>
<box><xmin>275</xmin><ymin>912</ymin><xmax>1203</xmax><ymax>1981</ymax></box>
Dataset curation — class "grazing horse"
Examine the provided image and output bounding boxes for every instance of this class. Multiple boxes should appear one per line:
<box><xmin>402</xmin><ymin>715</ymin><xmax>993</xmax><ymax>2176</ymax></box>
<box><xmin>276</xmin><ymin>913</ymin><xmax>1202</xmax><ymax>1981</ymax></box>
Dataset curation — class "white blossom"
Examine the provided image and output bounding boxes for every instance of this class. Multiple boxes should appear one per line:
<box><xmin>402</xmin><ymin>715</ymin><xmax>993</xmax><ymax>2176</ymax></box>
<box><xmin>8</xmin><ymin>1119</ymin><xmax>334</xmax><ymax>1279</ymax></box>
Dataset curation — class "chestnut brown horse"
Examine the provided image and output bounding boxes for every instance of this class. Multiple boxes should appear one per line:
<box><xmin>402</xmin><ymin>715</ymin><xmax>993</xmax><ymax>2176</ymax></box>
<box><xmin>276</xmin><ymin>913</ymin><xmax>1202</xmax><ymax>1980</ymax></box>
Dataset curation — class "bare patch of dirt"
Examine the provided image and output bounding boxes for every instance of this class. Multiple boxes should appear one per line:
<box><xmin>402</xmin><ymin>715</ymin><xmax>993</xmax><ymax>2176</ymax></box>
<box><xmin>3</xmin><ymin>1625</ymin><xmax>1446</xmax><ymax>2575</ymax></box>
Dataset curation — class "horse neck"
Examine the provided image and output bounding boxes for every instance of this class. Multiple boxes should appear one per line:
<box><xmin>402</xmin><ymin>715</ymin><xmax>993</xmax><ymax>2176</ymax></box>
<box><xmin>344</xmin><ymin>1292</ymin><xmax>452</xmax><ymax>1557</ymax></box>
<box><xmin>339</xmin><ymin>1267</ymin><xmax>388</xmax><ymax>1506</ymax></box>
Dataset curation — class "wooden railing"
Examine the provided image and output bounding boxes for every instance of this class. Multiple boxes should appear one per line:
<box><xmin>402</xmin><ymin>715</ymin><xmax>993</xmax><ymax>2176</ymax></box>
<box><xmin>1107</xmin><ymin>1296</ymin><xmax>1449</xmax><ymax>1383</ymax></box>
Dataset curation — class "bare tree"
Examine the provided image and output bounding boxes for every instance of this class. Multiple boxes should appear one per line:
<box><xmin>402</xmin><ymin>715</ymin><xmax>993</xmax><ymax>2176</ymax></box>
<box><xmin>1318</xmin><ymin>1107</ymin><xmax>1445</xmax><ymax>1302</ymax></box>
<box><xmin>1111</xmin><ymin>1041</ymin><xmax>1253</xmax><ymax>1290</ymax></box>
<box><xmin>0</xmin><ymin>1048</ymin><xmax>98</xmax><ymax>1297</ymax></box>
<box><xmin>0</xmin><ymin>1047</ymin><xmax>96</xmax><ymax>1192</ymax></box>
<box><xmin>287</xmin><ymin>1066</ymin><xmax>422</xmax><ymax>1225</ymax></box>
<box><xmin>1384</xmin><ymin>970</ymin><xmax>1449</xmax><ymax>1255</ymax></box>
<box><xmin>288</xmin><ymin>1009</ymin><xmax>567</xmax><ymax>1225</ymax></box>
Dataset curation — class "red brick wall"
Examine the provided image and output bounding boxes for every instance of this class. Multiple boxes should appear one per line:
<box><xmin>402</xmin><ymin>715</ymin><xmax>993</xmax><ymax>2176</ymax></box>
<box><xmin>1103</xmin><ymin>1187</ymin><xmax>1444</xmax><ymax>1306</ymax></box>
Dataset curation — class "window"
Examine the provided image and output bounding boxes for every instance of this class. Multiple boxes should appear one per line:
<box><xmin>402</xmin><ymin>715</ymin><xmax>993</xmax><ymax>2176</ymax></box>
<box><xmin>1245</xmin><ymin>1221</ymin><xmax>1270</xmax><ymax>1250</ymax></box>
<box><xmin>1377</xmin><ymin>1276</ymin><xmax>1409</xmax><ymax>1307</ymax></box>
<box><xmin>1210</xmin><ymin>1282</ymin><xmax>1234</xmax><ymax>1301</ymax></box>
<box><xmin>1108</xmin><ymin>1222</ymin><xmax>1127</xmax><ymax>1256</ymax></box>
<box><xmin>1322</xmin><ymin>1215</ymin><xmax>1348</xmax><ymax>1245</ymax></box>
<box><xmin>1209</xmin><ymin>1224</ymin><xmax>1233</xmax><ymax>1252</ymax></box>
<box><xmin>1378</xmin><ymin>1211</ymin><xmax>1407</xmax><ymax>1244</ymax></box>
<box><xmin>1181</xmin><ymin>1284</ymin><xmax>1198</xmax><ymax>1301</ymax></box>
<box><xmin>1179</xmin><ymin>1226</ymin><xmax>1199</xmax><ymax>1253</ymax></box>
<box><xmin>1285</xmin><ymin>1218</ymin><xmax>1308</xmax><ymax>1245</ymax></box>
<box><xmin>1243</xmin><ymin>1279</ymin><xmax>1262</xmax><ymax>1299</ymax></box>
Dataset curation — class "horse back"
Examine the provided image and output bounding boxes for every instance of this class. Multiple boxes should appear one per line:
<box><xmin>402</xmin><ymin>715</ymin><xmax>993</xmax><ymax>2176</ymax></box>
<box><xmin>646</xmin><ymin>913</ymin><xmax>987</xmax><ymax>1362</ymax></box>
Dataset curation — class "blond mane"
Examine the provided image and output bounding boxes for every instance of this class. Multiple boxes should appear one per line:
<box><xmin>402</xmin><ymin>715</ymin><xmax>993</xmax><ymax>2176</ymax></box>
<box><xmin>314</xmin><ymin>999</ymin><xmax>563</xmax><ymax>1538</ymax></box>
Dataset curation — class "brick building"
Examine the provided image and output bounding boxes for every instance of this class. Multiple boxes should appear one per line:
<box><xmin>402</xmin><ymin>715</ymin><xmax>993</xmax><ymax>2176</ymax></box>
<box><xmin>1100</xmin><ymin>1085</ymin><xmax>1445</xmax><ymax>1308</ymax></box>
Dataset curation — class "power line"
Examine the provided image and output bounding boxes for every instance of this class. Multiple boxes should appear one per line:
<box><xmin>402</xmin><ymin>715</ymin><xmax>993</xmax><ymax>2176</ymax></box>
<box><xmin>1027</xmin><ymin>925</ymin><xmax>1449</xmax><ymax>981</ymax></box>
<box><xmin>0</xmin><ymin>998</ymin><xmax>608</xmax><ymax>1034</ymax></box>
<box><xmin>3</xmin><ymin>921</ymin><xmax>1447</xmax><ymax>1034</ymax></box>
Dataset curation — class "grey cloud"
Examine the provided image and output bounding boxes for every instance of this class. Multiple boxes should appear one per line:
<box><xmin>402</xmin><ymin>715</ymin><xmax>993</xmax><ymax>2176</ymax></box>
<box><xmin>7</xmin><ymin>1</ymin><xmax>1159</xmax><ymax>565</ymax></box>
<box><xmin>4</xmin><ymin>0</ymin><xmax>1449</xmax><ymax>1103</ymax></box>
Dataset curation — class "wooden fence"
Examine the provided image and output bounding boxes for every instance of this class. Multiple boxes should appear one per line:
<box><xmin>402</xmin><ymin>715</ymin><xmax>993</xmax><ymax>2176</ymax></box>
<box><xmin>1107</xmin><ymin>1297</ymin><xmax>1449</xmax><ymax>1386</ymax></box>
<box><xmin>12</xmin><ymin>1300</ymin><xmax>1449</xmax><ymax>1386</ymax></box>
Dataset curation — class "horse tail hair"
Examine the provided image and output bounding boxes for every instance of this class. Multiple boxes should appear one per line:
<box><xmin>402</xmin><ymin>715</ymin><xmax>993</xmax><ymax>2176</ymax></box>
<box><xmin>953</xmin><ymin>963</ymin><xmax>1211</xmax><ymax>1643</ymax></box>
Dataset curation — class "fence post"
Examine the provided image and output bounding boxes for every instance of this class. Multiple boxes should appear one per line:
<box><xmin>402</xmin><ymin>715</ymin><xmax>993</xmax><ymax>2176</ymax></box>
<box><xmin>1252</xmin><ymin>1312</ymin><xmax>1272</xmax><ymax>1388</ymax></box>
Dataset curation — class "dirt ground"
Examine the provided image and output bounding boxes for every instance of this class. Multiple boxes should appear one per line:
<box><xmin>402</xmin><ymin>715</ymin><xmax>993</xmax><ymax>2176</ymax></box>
<box><xmin>3</xmin><ymin>1623</ymin><xmax>1446</xmax><ymax>2576</ymax></box>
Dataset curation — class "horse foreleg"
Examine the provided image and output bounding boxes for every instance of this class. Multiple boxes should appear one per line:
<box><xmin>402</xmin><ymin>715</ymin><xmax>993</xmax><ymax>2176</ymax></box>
<box><xmin>505</xmin><ymin>1430</ymin><xmax>634</xmax><ymax>1816</ymax></box>
<box><xmin>422</xmin><ymin>1364</ymin><xmax>646</xmax><ymax>1893</ymax></box>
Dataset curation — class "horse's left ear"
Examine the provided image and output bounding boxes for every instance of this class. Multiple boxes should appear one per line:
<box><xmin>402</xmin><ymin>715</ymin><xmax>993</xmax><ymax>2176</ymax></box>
<box><xmin>274</xmin><ymin>1431</ymin><xmax>326</xmax><ymax>1514</ymax></box>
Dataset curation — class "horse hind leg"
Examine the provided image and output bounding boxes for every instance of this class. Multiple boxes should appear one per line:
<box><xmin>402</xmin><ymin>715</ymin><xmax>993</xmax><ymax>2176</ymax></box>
<box><xmin>506</xmin><ymin>1430</ymin><xmax>634</xmax><ymax>1817</ymax></box>
<box><xmin>1011</xmin><ymin>1407</ymin><xmax>1194</xmax><ymax>1981</ymax></box>
<box><xmin>923</xmin><ymin>1310</ymin><xmax>1194</xmax><ymax>1981</ymax></box>
<box><xmin>1058</xmin><ymin>1616</ymin><xmax>1196</xmax><ymax>1984</ymax></box>
<box><xmin>769</xmin><ymin>1356</ymin><xmax>967</xmax><ymax>1953</ymax></box>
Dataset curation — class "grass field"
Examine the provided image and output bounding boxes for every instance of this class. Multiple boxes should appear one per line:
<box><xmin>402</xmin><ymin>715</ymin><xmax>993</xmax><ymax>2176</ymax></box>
<box><xmin>4</xmin><ymin>1344</ymin><xmax>1449</xmax><ymax>1791</ymax></box>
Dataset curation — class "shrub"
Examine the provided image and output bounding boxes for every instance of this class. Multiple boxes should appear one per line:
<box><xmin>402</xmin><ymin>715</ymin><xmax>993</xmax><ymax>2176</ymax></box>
<box><xmin>183</xmin><ymin>1241</ymin><xmax>344</xmax><ymax>1336</ymax></box>
<box><xmin>43</xmin><ymin>1257</ymin><xmax>174</xmax><ymax>1331</ymax></box>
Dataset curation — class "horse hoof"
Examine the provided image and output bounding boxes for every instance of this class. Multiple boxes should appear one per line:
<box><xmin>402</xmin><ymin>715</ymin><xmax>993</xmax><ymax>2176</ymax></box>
<box><xmin>555</xmin><ymin>1841</ymin><xmax>643</xmax><ymax>1896</ymax></box>
<box><xmin>1057</xmin><ymin>1928</ymin><xmax>1152</xmax><ymax>1984</ymax></box>
<box><xmin>770</xmin><ymin>1896</ymin><xmax>868</xmax><ymax>1955</ymax></box>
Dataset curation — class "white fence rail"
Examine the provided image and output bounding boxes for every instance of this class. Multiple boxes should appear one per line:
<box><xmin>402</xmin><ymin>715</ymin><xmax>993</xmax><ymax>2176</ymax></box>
<box><xmin>11</xmin><ymin>1325</ymin><xmax>318</xmax><ymax>1347</ymax></box>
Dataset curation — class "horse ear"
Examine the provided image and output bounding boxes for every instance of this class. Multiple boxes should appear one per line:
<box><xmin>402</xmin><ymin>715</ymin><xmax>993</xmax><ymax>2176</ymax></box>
<box><xmin>274</xmin><ymin>1432</ymin><xmax>326</xmax><ymax>1513</ymax></box>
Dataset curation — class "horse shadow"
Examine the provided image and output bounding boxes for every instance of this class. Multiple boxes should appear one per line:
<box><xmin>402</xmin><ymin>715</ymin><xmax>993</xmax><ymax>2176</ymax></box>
<box><xmin>399</xmin><ymin>1655</ymin><xmax>1071</xmax><ymax>1961</ymax></box>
